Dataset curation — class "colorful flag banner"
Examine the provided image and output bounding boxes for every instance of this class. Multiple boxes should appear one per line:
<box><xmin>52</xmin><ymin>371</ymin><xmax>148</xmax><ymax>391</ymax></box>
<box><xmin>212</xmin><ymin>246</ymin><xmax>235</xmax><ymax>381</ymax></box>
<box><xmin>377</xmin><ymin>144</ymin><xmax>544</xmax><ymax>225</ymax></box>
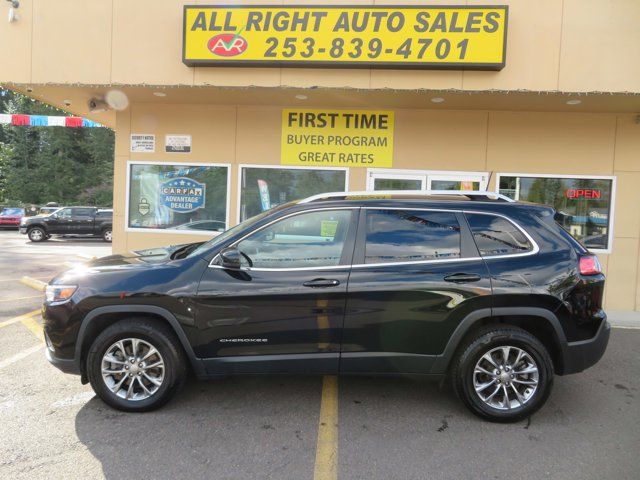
<box><xmin>0</xmin><ymin>113</ymin><xmax>103</xmax><ymax>128</ymax></box>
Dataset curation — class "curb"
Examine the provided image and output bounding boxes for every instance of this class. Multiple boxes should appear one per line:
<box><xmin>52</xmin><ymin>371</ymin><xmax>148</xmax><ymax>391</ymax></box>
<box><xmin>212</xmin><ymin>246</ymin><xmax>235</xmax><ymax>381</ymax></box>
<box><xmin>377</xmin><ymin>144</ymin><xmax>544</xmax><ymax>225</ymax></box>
<box><xmin>20</xmin><ymin>276</ymin><xmax>47</xmax><ymax>292</ymax></box>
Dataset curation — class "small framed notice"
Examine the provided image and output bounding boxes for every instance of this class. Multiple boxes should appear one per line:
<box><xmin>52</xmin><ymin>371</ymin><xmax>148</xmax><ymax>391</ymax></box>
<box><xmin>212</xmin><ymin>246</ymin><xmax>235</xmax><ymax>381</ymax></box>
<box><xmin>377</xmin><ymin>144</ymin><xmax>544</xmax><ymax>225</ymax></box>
<box><xmin>130</xmin><ymin>134</ymin><xmax>155</xmax><ymax>153</ymax></box>
<box><xmin>165</xmin><ymin>134</ymin><xmax>192</xmax><ymax>153</ymax></box>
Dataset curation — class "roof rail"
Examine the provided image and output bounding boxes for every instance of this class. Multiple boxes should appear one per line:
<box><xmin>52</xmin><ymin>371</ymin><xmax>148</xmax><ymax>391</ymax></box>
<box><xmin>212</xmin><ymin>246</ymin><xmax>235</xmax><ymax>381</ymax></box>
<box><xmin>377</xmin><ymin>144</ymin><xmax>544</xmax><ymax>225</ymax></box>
<box><xmin>299</xmin><ymin>190</ymin><xmax>516</xmax><ymax>204</ymax></box>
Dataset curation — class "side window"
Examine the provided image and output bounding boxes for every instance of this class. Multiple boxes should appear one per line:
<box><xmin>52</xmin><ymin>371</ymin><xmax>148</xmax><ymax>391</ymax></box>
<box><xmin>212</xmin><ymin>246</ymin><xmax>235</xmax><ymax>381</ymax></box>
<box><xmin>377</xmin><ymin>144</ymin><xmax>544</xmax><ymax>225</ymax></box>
<box><xmin>57</xmin><ymin>208</ymin><xmax>73</xmax><ymax>218</ymax></box>
<box><xmin>237</xmin><ymin>210</ymin><xmax>353</xmax><ymax>269</ymax></box>
<box><xmin>465</xmin><ymin>213</ymin><xmax>532</xmax><ymax>257</ymax></box>
<box><xmin>365</xmin><ymin>210</ymin><xmax>461</xmax><ymax>264</ymax></box>
<box><xmin>73</xmin><ymin>208</ymin><xmax>94</xmax><ymax>217</ymax></box>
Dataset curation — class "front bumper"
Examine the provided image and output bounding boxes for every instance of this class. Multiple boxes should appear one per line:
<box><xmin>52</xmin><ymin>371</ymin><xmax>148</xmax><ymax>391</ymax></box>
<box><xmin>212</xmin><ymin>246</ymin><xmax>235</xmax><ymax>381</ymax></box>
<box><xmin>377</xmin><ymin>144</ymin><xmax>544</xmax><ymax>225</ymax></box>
<box><xmin>560</xmin><ymin>317</ymin><xmax>610</xmax><ymax>375</ymax></box>
<box><xmin>45</xmin><ymin>347</ymin><xmax>81</xmax><ymax>375</ymax></box>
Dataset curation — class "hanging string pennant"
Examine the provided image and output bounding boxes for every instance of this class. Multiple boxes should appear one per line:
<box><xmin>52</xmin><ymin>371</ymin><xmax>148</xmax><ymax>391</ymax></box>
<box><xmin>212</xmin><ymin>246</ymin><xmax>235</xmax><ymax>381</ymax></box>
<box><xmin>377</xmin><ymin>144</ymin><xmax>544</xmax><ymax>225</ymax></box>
<box><xmin>0</xmin><ymin>113</ymin><xmax>102</xmax><ymax>128</ymax></box>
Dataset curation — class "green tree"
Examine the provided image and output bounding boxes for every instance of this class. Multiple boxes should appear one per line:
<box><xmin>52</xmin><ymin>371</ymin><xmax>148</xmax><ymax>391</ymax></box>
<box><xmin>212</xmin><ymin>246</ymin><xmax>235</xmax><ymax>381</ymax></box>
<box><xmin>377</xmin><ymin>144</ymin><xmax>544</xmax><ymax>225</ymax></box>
<box><xmin>0</xmin><ymin>88</ymin><xmax>114</xmax><ymax>207</ymax></box>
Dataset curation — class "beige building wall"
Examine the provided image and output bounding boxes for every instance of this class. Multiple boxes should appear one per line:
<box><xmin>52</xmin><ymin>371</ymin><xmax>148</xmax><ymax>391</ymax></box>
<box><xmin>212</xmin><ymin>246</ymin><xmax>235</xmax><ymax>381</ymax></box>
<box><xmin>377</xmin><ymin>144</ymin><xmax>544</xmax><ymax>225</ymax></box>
<box><xmin>1</xmin><ymin>0</ymin><xmax>639</xmax><ymax>93</ymax></box>
<box><xmin>113</xmin><ymin>102</ymin><xmax>640</xmax><ymax>311</ymax></box>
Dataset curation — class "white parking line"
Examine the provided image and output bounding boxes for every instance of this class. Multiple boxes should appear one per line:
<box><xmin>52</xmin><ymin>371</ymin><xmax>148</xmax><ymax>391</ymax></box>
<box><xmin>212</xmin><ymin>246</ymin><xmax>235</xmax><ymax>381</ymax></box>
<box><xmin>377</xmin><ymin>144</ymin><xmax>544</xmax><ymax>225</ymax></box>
<box><xmin>50</xmin><ymin>391</ymin><xmax>95</xmax><ymax>409</ymax></box>
<box><xmin>0</xmin><ymin>344</ymin><xmax>43</xmax><ymax>370</ymax></box>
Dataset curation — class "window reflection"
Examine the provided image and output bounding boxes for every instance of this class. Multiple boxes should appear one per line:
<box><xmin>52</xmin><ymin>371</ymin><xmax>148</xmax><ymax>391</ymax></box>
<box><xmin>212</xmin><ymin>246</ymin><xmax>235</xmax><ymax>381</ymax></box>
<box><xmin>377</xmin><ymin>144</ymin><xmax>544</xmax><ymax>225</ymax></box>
<box><xmin>365</xmin><ymin>210</ymin><xmax>461</xmax><ymax>264</ymax></box>
<box><xmin>237</xmin><ymin>210</ymin><xmax>352</xmax><ymax>269</ymax></box>
<box><xmin>499</xmin><ymin>176</ymin><xmax>612</xmax><ymax>250</ymax></box>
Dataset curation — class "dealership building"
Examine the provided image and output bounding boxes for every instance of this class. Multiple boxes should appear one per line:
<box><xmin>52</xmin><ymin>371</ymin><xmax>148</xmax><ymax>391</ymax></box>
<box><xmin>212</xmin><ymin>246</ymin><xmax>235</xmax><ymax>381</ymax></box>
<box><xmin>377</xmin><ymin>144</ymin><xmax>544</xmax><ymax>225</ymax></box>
<box><xmin>1</xmin><ymin>1</ymin><xmax>639</xmax><ymax>311</ymax></box>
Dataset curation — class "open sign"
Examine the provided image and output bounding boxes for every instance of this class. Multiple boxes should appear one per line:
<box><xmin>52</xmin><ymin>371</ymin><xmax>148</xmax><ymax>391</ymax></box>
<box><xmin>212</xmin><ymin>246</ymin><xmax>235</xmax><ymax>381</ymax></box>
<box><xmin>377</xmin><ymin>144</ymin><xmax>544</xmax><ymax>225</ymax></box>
<box><xmin>566</xmin><ymin>189</ymin><xmax>601</xmax><ymax>199</ymax></box>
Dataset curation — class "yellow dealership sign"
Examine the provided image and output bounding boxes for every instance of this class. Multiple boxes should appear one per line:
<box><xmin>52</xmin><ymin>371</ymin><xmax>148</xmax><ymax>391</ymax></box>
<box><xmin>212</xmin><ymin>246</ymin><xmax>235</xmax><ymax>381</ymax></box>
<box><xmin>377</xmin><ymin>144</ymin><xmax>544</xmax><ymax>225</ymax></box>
<box><xmin>281</xmin><ymin>109</ymin><xmax>394</xmax><ymax>168</ymax></box>
<box><xmin>183</xmin><ymin>5</ymin><xmax>508</xmax><ymax>70</ymax></box>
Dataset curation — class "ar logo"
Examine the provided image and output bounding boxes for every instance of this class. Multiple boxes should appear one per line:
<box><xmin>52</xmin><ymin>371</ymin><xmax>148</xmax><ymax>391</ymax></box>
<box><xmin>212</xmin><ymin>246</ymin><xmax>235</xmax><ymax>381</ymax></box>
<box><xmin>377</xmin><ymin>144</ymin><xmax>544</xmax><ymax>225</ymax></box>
<box><xmin>207</xmin><ymin>32</ymin><xmax>248</xmax><ymax>57</ymax></box>
<box><xmin>138</xmin><ymin>197</ymin><xmax>151</xmax><ymax>216</ymax></box>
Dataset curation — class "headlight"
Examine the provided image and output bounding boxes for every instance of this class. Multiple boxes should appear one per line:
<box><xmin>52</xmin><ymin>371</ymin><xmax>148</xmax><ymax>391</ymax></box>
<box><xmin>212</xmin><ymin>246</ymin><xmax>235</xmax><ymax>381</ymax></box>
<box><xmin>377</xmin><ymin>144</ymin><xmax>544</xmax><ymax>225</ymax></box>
<box><xmin>45</xmin><ymin>285</ymin><xmax>78</xmax><ymax>304</ymax></box>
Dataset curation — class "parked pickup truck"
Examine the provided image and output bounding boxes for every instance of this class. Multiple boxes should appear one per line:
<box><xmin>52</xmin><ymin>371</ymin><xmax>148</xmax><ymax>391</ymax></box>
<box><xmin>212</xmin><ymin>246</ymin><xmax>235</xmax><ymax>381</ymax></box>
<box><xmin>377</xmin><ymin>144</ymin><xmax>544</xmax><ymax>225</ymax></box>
<box><xmin>20</xmin><ymin>207</ymin><xmax>113</xmax><ymax>242</ymax></box>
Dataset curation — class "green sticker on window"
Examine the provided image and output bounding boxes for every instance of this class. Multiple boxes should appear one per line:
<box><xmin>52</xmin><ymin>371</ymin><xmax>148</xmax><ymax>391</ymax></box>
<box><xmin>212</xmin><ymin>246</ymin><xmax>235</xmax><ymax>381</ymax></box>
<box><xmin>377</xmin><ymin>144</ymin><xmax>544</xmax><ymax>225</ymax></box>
<box><xmin>320</xmin><ymin>220</ymin><xmax>339</xmax><ymax>237</ymax></box>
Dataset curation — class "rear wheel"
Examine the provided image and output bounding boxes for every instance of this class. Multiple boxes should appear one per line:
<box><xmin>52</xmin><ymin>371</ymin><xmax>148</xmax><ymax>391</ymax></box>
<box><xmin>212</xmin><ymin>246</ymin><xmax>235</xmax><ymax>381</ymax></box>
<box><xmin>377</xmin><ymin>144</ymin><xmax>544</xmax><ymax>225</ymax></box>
<box><xmin>86</xmin><ymin>319</ymin><xmax>187</xmax><ymax>412</ymax></box>
<box><xmin>451</xmin><ymin>325</ymin><xmax>554</xmax><ymax>422</ymax></box>
<box><xmin>102</xmin><ymin>228</ymin><xmax>112</xmax><ymax>243</ymax></box>
<box><xmin>27</xmin><ymin>227</ymin><xmax>47</xmax><ymax>242</ymax></box>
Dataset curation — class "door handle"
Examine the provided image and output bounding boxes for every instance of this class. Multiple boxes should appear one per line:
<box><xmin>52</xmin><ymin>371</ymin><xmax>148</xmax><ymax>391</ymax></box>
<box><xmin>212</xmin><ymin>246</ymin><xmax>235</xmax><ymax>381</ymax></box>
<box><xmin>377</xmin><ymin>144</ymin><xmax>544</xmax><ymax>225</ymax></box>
<box><xmin>303</xmin><ymin>278</ymin><xmax>340</xmax><ymax>288</ymax></box>
<box><xmin>444</xmin><ymin>273</ymin><xmax>481</xmax><ymax>283</ymax></box>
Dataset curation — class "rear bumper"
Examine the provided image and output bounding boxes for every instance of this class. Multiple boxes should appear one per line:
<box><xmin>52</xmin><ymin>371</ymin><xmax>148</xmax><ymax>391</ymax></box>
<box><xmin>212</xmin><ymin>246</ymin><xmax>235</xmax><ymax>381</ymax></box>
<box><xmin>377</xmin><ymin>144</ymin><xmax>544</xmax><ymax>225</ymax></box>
<box><xmin>559</xmin><ymin>317</ymin><xmax>610</xmax><ymax>375</ymax></box>
<box><xmin>19</xmin><ymin>227</ymin><xmax>27</xmax><ymax>234</ymax></box>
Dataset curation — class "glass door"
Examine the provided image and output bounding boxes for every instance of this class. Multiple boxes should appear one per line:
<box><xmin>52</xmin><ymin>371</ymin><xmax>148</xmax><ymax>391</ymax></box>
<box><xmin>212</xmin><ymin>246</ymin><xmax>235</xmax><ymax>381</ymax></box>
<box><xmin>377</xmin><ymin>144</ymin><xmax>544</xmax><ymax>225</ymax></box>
<box><xmin>427</xmin><ymin>173</ymin><xmax>487</xmax><ymax>191</ymax></box>
<box><xmin>371</xmin><ymin>173</ymin><xmax>426</xmax><ymax>191</ymax></box>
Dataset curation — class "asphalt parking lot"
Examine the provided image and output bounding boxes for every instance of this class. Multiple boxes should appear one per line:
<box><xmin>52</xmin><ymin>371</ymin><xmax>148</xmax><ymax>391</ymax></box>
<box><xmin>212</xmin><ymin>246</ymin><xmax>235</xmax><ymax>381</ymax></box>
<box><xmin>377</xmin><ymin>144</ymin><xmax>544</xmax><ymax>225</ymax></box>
<box><xmin>0</xmin><ymin>229</ymin><xmax>638</xmax><ymax>480</ymax></box>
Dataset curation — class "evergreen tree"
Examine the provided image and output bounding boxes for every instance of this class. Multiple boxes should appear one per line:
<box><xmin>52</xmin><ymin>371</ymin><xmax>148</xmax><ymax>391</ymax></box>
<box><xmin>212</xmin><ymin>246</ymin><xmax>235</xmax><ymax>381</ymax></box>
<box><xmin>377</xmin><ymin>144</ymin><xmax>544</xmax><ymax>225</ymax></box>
<box><xmin>0</xmin><ymin>88</ymin><xmax>114</xmax><ymax>207</ymax></box>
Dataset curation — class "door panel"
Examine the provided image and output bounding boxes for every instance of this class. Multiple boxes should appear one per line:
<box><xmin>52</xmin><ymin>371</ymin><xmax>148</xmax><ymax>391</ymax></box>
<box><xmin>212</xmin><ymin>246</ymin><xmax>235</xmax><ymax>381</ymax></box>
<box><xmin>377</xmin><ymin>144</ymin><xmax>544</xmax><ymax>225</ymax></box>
<box><xmin>44</xmin><ymin>208</ymin><xmax>73</xmax><ymax>233</ymax></box>
<box><xmin>341</xmin><ymin>208</ymin><xmax>492</xmax><ymax>374</ymax></box>
<box><xmin>193</xmin><ymin>208</ymin><xmax>358</xmax><ymax>375</ymax></box>
<box><xmin>342</xmin><ymin>260</ymin><xmax>491</xmax><ymax>373</ymax></box>
<box><xmin>71</xmin><ymin>208</ymin><xmax>96</xmax><ymax>234</ymax></box>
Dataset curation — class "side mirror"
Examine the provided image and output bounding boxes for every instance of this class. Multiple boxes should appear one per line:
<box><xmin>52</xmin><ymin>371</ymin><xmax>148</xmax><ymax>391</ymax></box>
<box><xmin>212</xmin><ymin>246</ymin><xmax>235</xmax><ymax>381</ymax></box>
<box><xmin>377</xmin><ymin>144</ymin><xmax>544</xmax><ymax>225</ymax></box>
<box><xmin>219</xmin><ymin>247</ymin><xmax>241</xmax><ymax>270</ymax></box>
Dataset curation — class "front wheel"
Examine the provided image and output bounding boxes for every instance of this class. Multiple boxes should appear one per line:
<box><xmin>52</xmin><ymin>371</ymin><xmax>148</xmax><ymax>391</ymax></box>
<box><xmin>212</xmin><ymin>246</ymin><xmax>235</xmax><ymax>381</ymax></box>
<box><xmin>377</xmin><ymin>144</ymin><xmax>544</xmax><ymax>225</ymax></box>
<box><xmin>86</xmin><ymin>319</ymin><xmax>187</xmax><ymax>412</ymax></box>
<box><xmin>451</xmin><ymin>325</ymin><xmax>554</xmax><ymax>422</ymax></box>
<box><xmin>27</xmin><ymin>227</ymin><xmax>47</xmax><ymax>242</ymax></box>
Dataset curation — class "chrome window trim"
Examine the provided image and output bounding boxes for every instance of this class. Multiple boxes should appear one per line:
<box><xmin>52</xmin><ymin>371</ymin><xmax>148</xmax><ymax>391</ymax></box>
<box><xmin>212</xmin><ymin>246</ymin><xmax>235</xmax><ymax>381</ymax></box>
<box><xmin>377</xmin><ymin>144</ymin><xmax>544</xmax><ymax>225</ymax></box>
<box><xmin>351</xmin><ymin>256</ymin><xmax>482</xmax><ymax>269</ymax></box>
<box><xmin>463</xmin><ymin>210</ymin><xmax>539</xmax><ymax>259</ymax></box>
<box><xmin>208</xmin><ymin>207</ymin><xmax>358</xmax><ymax>271</ymax></box>
<box><xmin>207</xmin><ymin>206</ymin><xmax>539</xmax><ymax>272</ymax></box>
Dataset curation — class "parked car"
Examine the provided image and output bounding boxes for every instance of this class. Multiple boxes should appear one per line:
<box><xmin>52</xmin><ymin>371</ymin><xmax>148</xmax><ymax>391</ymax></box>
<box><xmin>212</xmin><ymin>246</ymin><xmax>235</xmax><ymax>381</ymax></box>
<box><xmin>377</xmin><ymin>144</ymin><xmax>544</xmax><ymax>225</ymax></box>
<box><xmin>20</xmin><ymin>207</ymin><xmax>113</xmax><ymax>242</ymax></box>
<box><xmin>0</xmin><ymin>207</ymin><xmax>25</xmax><ymax>228</ymax></box>
<box><xmin>42</xmin><ymin>191</ymin><xmax>609</xmax><ymax>421</ymax></box>
<box><xmin>174</xmin><ymin>220</ymin><xmax>226</xmax><ymax>232</ymax></box>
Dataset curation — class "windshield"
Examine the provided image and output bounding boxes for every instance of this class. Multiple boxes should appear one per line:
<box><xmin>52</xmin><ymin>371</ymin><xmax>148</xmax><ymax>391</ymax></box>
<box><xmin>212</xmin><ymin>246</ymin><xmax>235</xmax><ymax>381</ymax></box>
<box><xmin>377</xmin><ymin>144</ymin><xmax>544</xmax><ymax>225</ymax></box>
<box><xmin>187</xmin><ymin>204</ymin><xmax>294</xmax><ymax>259</ymax></box>
<box><xmin>1</xmin><ymin>208</ymin><xmax>24</xmax><ymax>216</ymax></box>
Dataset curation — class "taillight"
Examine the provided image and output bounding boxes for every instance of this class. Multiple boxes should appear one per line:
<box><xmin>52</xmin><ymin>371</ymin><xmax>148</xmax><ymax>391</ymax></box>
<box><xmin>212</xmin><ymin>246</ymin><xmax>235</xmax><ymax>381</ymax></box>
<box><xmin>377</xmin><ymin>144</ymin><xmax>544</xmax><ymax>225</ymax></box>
<box><xmin>579</xmin><ymin>255</ymin><xmax>602</xmax><ymax>276</ymax></box>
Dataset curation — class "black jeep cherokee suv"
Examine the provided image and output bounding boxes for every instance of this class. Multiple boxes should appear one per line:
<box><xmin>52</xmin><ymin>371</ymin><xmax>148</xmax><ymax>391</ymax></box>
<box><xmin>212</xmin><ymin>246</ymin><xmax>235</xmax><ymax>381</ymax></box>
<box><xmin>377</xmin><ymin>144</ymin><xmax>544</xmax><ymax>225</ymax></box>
<box><xmin>42</xmin><ymin>191</ymin><xmax>609</xmax><ymax>422</ymax></box>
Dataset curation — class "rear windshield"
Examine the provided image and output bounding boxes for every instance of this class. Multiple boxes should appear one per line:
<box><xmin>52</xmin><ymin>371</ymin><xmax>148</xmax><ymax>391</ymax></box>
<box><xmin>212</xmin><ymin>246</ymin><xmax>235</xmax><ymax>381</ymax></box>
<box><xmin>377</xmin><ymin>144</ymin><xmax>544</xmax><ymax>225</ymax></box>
<box><xmin>1</xmin><ymin>208</ymin><xmax>24</xmax><ymax>215</ymax></box>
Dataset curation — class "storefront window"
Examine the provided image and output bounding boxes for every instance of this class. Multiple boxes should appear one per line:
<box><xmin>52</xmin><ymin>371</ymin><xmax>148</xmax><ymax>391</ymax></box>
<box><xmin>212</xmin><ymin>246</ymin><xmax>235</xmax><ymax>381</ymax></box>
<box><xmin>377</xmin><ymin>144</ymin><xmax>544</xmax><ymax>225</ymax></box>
<box><xmin>498</xmin><ymin>175</ymin><xmax>614</xmax><ymax>251</ymax></box>
<box><xmin>239</xmin><ymin>167</ymin><xmax>347</xmax><ymax>221</ymax></box>
<box><xmin>128</xmin><ymin>163</ymin><xmax>228</xmax><ymax>232</ymax></box>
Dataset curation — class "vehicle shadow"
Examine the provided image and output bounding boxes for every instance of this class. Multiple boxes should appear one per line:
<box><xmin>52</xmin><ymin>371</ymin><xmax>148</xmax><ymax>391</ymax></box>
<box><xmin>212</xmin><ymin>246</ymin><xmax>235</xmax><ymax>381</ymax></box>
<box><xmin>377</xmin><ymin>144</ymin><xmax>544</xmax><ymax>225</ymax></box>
<box><xmin>74</xmin><ymin>375</ymin><xmax>323</xmax><ymax>480</ymax></box>
<box><xmin>73</xmin><ymin>375</ymin><xmax>461</xmax><ymax>480</ymax></box>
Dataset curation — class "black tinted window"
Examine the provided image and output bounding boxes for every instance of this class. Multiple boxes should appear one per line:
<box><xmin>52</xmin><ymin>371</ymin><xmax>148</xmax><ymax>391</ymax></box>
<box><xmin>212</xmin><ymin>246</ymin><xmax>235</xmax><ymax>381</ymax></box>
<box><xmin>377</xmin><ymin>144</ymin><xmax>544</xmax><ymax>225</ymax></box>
<box><xmin>365</xmin><ymin>210</ymin><xmax>461</xmax><ymax>264</ymax></box>
<box><xmin>466</xmin><ymin>213</ymin><xmax>532</xmax><ymax>256</ymax></box>
<box><xmin>73</xmin><ymin>208</ymin><xmax>94</xmax><ymax>216</ymax></box>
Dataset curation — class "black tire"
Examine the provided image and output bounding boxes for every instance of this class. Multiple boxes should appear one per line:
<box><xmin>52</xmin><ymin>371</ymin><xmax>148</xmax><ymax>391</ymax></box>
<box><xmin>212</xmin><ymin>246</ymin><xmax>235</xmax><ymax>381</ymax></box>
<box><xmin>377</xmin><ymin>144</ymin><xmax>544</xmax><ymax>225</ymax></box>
<box><xmin>86</xmin><ymin>318</ymin><xmax>187</xmax><ymax>412</ymax></box>
<box><xmin>27</xmin><ymin>227</ymin><xmax>47</xmax><ymax>242</ymax></box>
<box><xmin>102</xmin><ymin>228</ymin><xmax>112</xmax><ymax>243</ymax></box>
<box><xmin>451</xmin><ymin>325</ymin><xmax>554</xmax><ymax>423</ymax></box>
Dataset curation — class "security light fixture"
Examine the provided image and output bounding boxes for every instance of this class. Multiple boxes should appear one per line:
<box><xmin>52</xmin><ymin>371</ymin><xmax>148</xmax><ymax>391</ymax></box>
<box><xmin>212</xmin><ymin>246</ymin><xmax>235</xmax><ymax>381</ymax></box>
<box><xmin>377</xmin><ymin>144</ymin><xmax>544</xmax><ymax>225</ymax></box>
<box><xmin>295</xmin><ymin>94</ymin><xmax>308</xmax><ymax>100</ymax></box>
<box><xmin>104</xmin><ymin>90</ymin><xmax>129</xmax><ymax>110</ymax></box>
<box><xmin>566</xmin><ymin>99</ymin><xmax>582</xmax><ymax>105</ymax></box>
<box><xmin>153</xmin><ymin>91</ymin><xmax>167</xmax><ymax>97</ymax></box>
<box><xmin>430</xmin><ymin>97</ymin><xmax>445</xmax><ymax>103</ymax></box>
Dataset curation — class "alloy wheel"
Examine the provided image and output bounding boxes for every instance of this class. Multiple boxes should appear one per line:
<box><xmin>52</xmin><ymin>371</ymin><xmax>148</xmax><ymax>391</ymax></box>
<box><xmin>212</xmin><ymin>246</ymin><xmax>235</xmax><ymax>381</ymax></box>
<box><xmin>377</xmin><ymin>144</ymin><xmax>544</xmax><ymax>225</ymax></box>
<box><xmin>29</xmin><ymin>229</ymin><xmax>43</xmax><ymax>241</ymax></box>
<box><xmin>473</xmin><ymin>345</ymin><xmax>539</xmax><ymax>410</ymax></box>
<box><xmin>101</xmin><ymin>338</ymin><xmax>165</xmax><ymax>401</ymax></box>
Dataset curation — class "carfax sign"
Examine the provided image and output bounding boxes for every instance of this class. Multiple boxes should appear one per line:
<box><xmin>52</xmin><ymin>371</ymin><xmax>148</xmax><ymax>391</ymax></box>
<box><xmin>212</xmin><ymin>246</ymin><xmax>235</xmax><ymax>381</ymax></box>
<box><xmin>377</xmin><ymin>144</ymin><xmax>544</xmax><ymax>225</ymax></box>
<box><xmin>160</xmin><ymin>177</ymin><xmax>206</xmax><ymax>213</ymax></box>
<box><xmin>282</xmin><ymin>109</ymin><xmax>394</xmax><ymax>168</ymax></box>
<box><xmin>183</xmin><ymin>5</ymin><xmax>508</xmax><ymax>70</ymax></box>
